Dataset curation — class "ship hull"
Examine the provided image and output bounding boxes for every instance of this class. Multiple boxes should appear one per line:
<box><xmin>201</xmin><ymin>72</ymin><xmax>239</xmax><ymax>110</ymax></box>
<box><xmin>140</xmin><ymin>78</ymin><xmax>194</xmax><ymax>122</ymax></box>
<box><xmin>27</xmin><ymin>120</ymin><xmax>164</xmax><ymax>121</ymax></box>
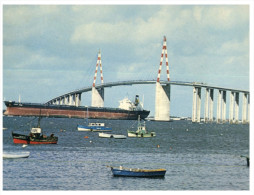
<box><xmin>4</xmin><ymin>101</ymin><xmax>150</xmax><ymax>120</ymax></box>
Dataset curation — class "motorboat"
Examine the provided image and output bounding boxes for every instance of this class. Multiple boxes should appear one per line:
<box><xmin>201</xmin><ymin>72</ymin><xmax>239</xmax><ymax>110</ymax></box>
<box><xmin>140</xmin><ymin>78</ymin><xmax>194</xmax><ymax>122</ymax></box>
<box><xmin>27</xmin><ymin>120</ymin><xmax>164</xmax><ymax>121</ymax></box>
<box><xmin>127</xmin><ymin>115</ymin><xmax>156</xmax><ymax>138</ymax></box>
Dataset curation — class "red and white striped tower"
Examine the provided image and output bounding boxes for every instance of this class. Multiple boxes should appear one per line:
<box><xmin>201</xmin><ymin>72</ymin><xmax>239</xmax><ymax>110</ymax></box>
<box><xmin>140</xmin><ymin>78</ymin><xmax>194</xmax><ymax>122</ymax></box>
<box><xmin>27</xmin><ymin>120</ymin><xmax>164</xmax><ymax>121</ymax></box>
<box><xmin>91</xmin><ymin>50</ymin><xmax>104</xmax><ymax>107</ymax></box>
<box><xmin>155</xmin><ymin>36</ymin><xmax>171</xmax><ymax>121</ymax></box>
<box><xmin>93</xmin><ymin>50</ymin><xmax>104</xmax><ymax>87</ymax></box>
<box><xmin>157</xmin><ymin>36</ymin><xmax>170</xmax><ymax>82</ymax></box>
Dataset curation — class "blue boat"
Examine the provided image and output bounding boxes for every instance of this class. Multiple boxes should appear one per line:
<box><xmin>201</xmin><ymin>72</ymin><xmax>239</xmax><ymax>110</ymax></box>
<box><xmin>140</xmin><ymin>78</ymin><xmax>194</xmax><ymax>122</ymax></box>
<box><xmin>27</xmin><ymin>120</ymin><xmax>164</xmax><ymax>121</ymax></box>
<box><xmin>110</xmin><ymin>166</ymin><xmax>166</xmax><ymax>178</ymax></box>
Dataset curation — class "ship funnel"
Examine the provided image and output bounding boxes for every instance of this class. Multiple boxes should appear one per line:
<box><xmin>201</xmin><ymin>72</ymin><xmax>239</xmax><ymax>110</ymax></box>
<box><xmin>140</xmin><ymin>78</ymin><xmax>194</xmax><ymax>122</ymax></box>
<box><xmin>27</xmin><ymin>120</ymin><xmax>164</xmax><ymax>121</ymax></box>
<box><xmin>134</xmin><ymin>95</ymin><xmax>139</xmax><ymax>106</ymax></box>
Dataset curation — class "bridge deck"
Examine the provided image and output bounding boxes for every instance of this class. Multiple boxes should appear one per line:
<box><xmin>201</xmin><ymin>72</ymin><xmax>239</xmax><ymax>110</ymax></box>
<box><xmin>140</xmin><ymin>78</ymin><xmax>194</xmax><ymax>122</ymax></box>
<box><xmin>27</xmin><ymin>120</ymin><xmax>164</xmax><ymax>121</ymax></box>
<box><xmin>46</xmin><ymin>80</ymin><xmax>249</xmax><ymax>104</ymax></box>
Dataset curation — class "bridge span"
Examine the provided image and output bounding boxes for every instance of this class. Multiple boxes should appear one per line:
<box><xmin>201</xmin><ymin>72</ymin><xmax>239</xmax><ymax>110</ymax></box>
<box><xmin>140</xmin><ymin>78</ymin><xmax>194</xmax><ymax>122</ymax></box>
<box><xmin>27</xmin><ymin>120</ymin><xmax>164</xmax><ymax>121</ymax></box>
<box><xmin>46</xmin><ymin>79</ymin><xmax>249</xmax><ymax>124</ymax></box>
<box><xmin>46</xmin><ymin>36</ymin><xmax>249</xmax><ymax>124</ymax></box>
<box><xmin>46</xmin><ymin>79</ymin><xmax>249</xmax><ymax>104</ymax></box>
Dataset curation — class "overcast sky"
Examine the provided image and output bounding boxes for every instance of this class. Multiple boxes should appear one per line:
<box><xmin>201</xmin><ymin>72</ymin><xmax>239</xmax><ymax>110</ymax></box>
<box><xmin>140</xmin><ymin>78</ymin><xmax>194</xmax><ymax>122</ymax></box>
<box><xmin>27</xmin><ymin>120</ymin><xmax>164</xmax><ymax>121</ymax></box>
<box><xmin>2</xmin><ymin>4</ymin><xmax>250</xmax><ymax>117</ymax></box>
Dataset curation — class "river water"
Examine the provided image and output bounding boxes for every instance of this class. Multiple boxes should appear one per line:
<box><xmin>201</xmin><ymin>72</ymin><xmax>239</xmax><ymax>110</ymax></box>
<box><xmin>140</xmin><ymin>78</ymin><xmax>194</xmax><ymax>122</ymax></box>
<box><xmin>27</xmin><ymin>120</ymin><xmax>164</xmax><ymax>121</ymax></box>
<box><xmin>2</xmin><ymin>116</ymin><xmax>249</xmax><ymax>190</ymax></box>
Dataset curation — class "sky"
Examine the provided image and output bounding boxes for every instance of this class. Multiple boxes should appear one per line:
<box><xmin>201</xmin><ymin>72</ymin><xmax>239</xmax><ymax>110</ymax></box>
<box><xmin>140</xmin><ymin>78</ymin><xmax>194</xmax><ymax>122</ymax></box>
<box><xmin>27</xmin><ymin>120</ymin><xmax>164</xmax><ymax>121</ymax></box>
<box><xmin>2</xmin><ymin>3</ymin><xmax>251</xmax><ymax>118</ymax></box>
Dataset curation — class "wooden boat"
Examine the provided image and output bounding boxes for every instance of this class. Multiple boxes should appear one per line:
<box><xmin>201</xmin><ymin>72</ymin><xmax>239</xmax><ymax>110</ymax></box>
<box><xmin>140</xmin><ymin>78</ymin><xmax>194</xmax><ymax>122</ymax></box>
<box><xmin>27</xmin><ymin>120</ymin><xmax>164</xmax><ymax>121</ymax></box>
<box><xmin>98</xmin><ymin>132</ymin><xmax>126</xmax><ymax>139</ymax></box>
<box><xmin>128</xmin><ymin>115</ymin><xmax>156</xmax><ymax>138</ymax></box>
<box><xmin>110</xmin><ymin>166</ymin><xmax>166</xmax><ymax>177</ymax></box>
<box><xmin>12</xmin><ymin>117</ymin><xmax>58</xmax><ymax>144</ymax></box>
<box><xmin>3</xmin><ymin>151</ymin><xmax>30</xmax><ymax>159</ymax></box>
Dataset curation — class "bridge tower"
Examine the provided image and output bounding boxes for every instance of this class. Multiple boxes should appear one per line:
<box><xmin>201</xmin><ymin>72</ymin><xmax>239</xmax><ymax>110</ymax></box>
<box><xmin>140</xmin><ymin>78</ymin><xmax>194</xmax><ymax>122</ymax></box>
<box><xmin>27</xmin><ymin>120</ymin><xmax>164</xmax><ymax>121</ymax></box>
<box><xmin>91</xmin><ymin>50</ymin><xmax>104</xmax><ymax>107</ymax></box>
<box><xmin>155</xmin><ymin>36</ymin><xmax>171</xmax><ymax>121</ymax></box>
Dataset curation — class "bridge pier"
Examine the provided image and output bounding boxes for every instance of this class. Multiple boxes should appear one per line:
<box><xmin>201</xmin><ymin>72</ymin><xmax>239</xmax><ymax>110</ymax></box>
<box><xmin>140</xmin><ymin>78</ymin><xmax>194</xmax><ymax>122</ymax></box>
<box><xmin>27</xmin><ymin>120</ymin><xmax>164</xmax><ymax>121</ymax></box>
<box><xmin>155</xmin><ymin>82</ymin><xmax>170</xmax><ymax>121</ymax></box>
<box><xmin>91</xmin><ymin>87</ymin><xmax>104</xmax><ymax>107</ymax></box>
<box><xmin>192</xmin><ymin>87</ymin><xmax>201</xmax><ymax>122</ymax></box>
<box><xmin>75</xmin><ymin>93</ymin><xmax>81</xmax><ymax>107</ymax></box>
<box><xmin>242</xmin><ymin>93</ymin><xmax>250</xmax><ymax>124</ymax></box>
<box><xmin>229</xmin><ymin>91</ymin><xmax>240</xmax><ymax>124</ymax></box>
<box><xmin>221</xmin><ymin>91</ymin><xmax>227</xmax><ymax>123</ymax></box>
<box><xmin>242</xmin><ymin>93</ymin><xmax>247</xmax><ymax>124</ymax></box>
<box><xmin>216</xmin><ymin>90</ymin><xmax>222</xmax><ymax>123</ymax></box>
<box><xmin>204</xmin><ymin>88</ymin><xmax>214</xmax><ymax>123</ymax></box>
<box><xmin>209</xmin><ymin>89</ymin><xmax>214</xmax><ymax>122</ymax></box>
<box><xmin>216</xmin><ymin>90</ymin><xmax>227</xmax><ymax>123</ymax></box>
<box><xmin>204</xmin><ymin>88</ymin><xmax>209</xmax><ymax>122</ymax></box>
<box><xmin>64</xmin><ymin>96</ymin><xmax>69</xmax><ymax>105</ymax></box>
<box><xmin>234</xmin><ymin>92</ymin><xmax>239</xmax><ymax>124</ymax></box>
<box><xmin>68</xmin><ymin>94</ymin><xmax>74</xmax><ymax>106</ymax></box>
<box><xmin>229</xmin><ymin>91</ymin><xmax>235</xmax><ymax>124</ymax></box>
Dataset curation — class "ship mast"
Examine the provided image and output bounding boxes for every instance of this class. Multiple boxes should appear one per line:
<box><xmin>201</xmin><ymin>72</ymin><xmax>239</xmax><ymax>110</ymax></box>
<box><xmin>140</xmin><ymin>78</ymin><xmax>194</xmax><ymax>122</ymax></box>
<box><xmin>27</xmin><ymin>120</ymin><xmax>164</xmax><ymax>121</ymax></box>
<box><xmin>37</xmin><ymin>109</ymin><xmax>42</xmax><ymax>128</ymax></box>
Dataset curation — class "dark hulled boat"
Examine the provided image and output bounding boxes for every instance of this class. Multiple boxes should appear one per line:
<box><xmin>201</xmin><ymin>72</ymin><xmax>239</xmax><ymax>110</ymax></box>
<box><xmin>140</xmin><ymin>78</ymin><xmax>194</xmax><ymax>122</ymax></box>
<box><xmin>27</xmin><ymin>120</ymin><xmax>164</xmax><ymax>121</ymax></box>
<box><xmin>12</xmin><ymin>118</ymin><xmax>58</xmax><ymax>144</ymax></box>
<box><xmin>3</xmin><ymin>96</ymin><xmax>150</xmax><ymax>120</ymax></box>
<box><xmin>12</xmin><ymin>131</ymin><xmax>58</xmax><ymax>144</ymax></box>
<box><xmin>110</xmin><ymin>166</ymin><xmax>166</xmax><ymax>178</ymax></box>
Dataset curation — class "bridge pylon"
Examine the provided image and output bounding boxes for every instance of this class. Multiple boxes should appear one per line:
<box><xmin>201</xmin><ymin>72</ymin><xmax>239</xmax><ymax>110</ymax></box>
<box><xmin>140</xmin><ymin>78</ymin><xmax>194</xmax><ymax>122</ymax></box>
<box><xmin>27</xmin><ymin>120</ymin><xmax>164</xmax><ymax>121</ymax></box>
<box><xmin>91</xmin><ymin>50</ymin><xmax>104</xmax><ymax>107</ymax></box>
<box><xmin>155</xmin><ymin>36</ymin><xmax>171</xmax><ymax>121</ymax></box>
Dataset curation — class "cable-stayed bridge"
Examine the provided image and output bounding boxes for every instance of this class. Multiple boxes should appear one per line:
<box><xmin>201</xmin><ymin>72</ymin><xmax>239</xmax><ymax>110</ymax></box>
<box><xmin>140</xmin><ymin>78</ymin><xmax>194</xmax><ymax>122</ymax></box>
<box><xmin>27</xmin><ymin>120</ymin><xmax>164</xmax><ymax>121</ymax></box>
<box><xmin>45</xmin><ymin>37</ymin><xmax>249</xmax><ymax>124</ymax></box>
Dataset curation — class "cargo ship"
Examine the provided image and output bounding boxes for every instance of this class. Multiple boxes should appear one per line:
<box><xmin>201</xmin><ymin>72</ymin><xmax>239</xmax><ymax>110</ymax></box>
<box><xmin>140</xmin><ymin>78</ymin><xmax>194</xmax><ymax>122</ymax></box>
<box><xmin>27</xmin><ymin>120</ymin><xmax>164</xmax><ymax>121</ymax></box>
<box><xmin>3</xmin><ymin>95</ymin><xmax>150</xmax><ymax>120</ymax></box>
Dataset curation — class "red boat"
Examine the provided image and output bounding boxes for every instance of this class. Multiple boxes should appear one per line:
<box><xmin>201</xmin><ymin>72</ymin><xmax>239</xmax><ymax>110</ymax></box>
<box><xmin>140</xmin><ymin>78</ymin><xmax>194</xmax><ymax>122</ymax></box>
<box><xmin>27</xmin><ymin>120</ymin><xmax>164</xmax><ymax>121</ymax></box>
<box><xmin>12</xmin><ymin>131</ymin><xmax>58</xmax><ymax>144</ymax></box>
<box><xmin>12</xmin><ymin>118</ymin><xmax>58</xmax><ymax>144</ymax></box>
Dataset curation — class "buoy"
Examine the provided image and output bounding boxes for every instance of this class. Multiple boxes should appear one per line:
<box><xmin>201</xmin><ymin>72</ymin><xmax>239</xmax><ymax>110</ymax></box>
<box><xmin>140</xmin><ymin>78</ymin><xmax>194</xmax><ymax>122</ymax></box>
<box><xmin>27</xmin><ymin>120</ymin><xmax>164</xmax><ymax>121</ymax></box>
<box><xmin>90</xmin><ymin>140</ymin><xmax>92</xmax><ymax>143</ymax></box>
<box><xmin>84</xmin><ymin>136</ymin><xmax>89</xmax><ymax>139</ymax></box>
<box><xmin>157</xmin><ymin>144</ymin><xmax>160</xmax><ymax>148</ymax></box>
<box><xmin>22</xmin><ymin>144</ymin><xmax>28</xmax><ymax>148</ymax></box>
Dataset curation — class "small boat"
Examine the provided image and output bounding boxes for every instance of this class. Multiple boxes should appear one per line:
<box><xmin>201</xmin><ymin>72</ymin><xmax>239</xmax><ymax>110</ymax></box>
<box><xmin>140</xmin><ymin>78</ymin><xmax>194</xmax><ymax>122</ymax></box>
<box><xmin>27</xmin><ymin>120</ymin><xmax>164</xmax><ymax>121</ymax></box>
<box><xmin>77</xmin><ymin>108</ymin><xmax>112</xmax><ymax>131</ymax></box>
<box><xmin>77</xmin><ymin>123</ymin><xmax>112</xmax><ymax>132</ymax></box>
<box><xmin>12</xmin><ymin>117</ymin><xmax>58</xmax><ymax>144</ymax></box>
<box><xmin>110</xmin><ymin>166</ymin><xmax>166</xmax><ymax>177</ymax></box>
<box><xmin>3</xmin><ymin>151</ymin><xmax>30</xmax><ymax>159</ymax></box>
<box><xmin>127</xmin><ymin>115</ymin><xmax>156</xmax><ymax>138</ymax></box>
<box><xmin>98</xmin><ymin>132</ymin><xmax>126</xmax><ymax>139</ymax></box>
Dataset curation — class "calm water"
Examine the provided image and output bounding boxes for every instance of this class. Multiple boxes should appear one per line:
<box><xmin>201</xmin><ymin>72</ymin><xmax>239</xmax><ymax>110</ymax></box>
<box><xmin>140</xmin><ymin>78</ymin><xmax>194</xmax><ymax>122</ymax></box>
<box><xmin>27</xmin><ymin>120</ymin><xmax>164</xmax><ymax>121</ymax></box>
<box><xmin>3</xmin><ymin>116</ymin><xmax>249</xmax><ymax>190</ymax></box>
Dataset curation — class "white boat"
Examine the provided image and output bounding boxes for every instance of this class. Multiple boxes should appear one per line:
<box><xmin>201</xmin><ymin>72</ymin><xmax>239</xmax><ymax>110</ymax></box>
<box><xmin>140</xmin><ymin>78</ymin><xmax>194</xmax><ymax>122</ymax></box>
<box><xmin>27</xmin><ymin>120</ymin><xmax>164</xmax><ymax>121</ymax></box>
<box><xmin>77</xmin><ymin>123</ymin><xmax>112</xmax><ymax>132</ymax></box>
<box><xmin>98</xmin><ymin>132</ymin><xmax>126</xmax><ymax>139</ymax></box>
<box><xmin>3</xmin><ymin>151</ymin><xmax>30</xmax><ymax>159</ymax></box>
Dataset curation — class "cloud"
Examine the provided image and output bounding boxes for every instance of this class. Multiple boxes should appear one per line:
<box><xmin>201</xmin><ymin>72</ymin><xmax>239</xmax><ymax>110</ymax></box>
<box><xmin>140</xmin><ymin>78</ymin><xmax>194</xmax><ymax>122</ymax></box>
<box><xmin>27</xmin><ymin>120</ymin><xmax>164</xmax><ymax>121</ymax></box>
<box><xmin>3</xmin><ymin>5</ymin><xmax>250</xmax><ymax>112</ymax></box>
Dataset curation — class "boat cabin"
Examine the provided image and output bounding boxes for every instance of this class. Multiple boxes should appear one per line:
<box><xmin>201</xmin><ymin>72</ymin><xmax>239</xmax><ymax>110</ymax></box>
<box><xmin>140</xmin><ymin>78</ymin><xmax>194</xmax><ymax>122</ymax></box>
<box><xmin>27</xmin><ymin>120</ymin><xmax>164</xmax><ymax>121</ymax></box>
<box><xmin>30</xmin><ymin>127</ymin><xmax>42</xmax><ymax>134</ymax></box>
<box><xmin>88</xmin><ymin>123</ymin><xmax>105</xmax><ymax>127</ymax></box>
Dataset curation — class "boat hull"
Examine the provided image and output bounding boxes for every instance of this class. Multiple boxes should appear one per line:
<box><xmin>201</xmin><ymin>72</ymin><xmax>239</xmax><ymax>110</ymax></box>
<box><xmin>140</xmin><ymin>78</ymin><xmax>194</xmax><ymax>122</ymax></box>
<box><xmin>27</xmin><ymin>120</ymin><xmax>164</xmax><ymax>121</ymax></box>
<box><xmin>3</xmin><ymin>152</ymin><xmax>30</xmax><ymax>159</ymax></box>
<box><xmin>98</xmin><ymin>133</ymin><xmax>126</xmax><ymax>139</ymax></box>
<box><xmin>12</xmin><ymin>132</ymin><xmax>58</xmax><ymax>144</ymax></box>
<box><xmin>127</xmin><ymin>131</ymin><xmax>156</xmax><ymax>138</ymax></box>
<box><xmin>77</xmin><ymin>125</ymin><xmax>112</xmax><ymax>132</ymax></box>
<box><xmin>4</xmin><ymin>101</ymin><xmax>150</xmax><ymax>120</ymax></box>
<box><xmin>111</xmin><ymin>167</ymin><xmax>166</xmax><ymax>177</ymax></box>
